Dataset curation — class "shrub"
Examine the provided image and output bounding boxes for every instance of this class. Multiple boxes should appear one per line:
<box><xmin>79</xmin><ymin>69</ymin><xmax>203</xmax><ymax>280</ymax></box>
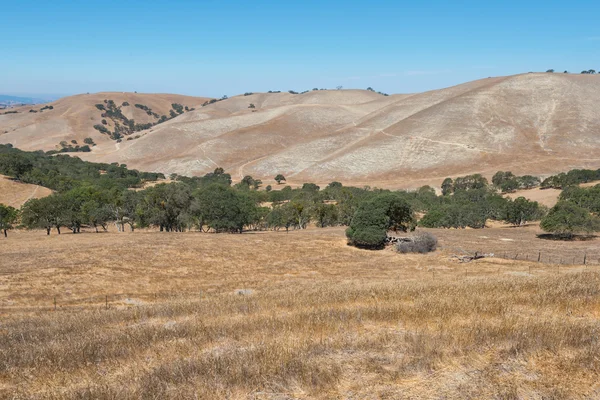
<box><xmin>396</xmin><ymin>232</ymin><xmax>438</xmax><ymax>254</ymax></box>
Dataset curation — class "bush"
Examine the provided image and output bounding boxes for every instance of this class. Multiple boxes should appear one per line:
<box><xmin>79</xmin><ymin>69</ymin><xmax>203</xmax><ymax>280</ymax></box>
<box><xmin>396</xmin><ymin>232</ymin><xmax>438</xmax><ymax>254</ymax></box>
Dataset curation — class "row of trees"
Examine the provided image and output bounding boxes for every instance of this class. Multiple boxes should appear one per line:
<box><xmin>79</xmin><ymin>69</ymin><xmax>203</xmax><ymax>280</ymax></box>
<box><xmin>2</xmin><ymin>145</ymin><xmax>599</xmax><ymax>245</ymax></box>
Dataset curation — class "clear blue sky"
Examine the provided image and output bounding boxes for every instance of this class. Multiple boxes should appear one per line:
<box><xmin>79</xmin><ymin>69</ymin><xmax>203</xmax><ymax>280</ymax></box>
<box><xmin>2</xmin><ymin>0</ymin><xmax>599</xmax><ymax>98</ymax></box>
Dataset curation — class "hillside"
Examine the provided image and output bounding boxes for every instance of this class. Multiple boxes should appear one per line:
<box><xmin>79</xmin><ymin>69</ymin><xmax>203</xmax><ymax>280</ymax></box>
<box><xmin>0</xmin><ymin>175</ymin><xmax>51</xmax><ymax>208</ymax></box>
<box><xmin>0</xmin><ymin>92</ymin><xmax>208</xmax><ymax>152</ymax></box>
<box><xmin>2</xmin><ymin>74</ymin><xmax>600</xmax><ymax>188</ymax></box>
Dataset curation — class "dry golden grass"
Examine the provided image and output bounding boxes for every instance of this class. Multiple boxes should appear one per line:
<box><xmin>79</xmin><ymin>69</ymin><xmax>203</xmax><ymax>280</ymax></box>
<box><xmin>2</xmin><ymin>226</ymin><xmax>600</xmax><ymax>398</ymax></box>
<box><xmin>0</xmin><ymin>175</ymin><xmax>52</xmax><ymax>208</ymax></box>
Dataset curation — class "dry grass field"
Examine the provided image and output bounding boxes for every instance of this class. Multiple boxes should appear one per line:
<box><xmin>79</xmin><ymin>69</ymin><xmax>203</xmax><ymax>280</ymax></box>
<box><xmin>2</xmin><ymin>226</ymin><xmax>600</xmax><ymax>398</ymax></box>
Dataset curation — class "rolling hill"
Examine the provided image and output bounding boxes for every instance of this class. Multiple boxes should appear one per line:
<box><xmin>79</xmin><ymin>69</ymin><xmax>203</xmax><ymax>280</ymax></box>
<box><xmin>0</xmin><ymin>92</ymin><xmax>208</xmax><ymax>152</ymax></box>
<box><xmin>1</xmin><ymin>73</ymin><xmax>600</xmax><ymax>188</ymax></box>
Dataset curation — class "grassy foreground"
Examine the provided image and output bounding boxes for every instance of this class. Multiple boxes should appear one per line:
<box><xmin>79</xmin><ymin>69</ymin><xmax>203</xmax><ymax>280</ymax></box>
<box><xmin>1</xmin><ymin>227</ymin><xmax>600</xmax><ymax>398</ymax></box>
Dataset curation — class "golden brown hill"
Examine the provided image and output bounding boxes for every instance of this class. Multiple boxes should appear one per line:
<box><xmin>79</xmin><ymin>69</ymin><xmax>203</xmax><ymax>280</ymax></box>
<box><xmin>2</xmin><ymin>74</ymin><xmax>600</xmax><ymax>188</ymax></box>
<box><xmin>0</xmin><ymin>92</ymin><xmax>208</xmax><ymax>152</ymax></box>
<box><xmin>0</xmin><ymin>175</ymin><xmax>52</xmax><ymax>208</ymax></box>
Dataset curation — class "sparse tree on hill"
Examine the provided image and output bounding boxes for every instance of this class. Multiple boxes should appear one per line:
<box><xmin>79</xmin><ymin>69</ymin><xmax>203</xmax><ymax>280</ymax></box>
<box><xmin>274</xmin><ymin>174</ymin><xmax>286</xmax><ymax>184</ymax></box>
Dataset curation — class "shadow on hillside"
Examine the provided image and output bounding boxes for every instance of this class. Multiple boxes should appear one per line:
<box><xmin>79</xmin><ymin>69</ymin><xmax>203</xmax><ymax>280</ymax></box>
<box><xmin>536</xmin><ymin>233</ymin><xmax>597</xmax><ymax>241</ymax></box>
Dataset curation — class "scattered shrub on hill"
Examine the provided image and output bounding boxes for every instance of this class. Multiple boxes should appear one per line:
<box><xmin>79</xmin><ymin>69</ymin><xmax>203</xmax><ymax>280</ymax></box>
<box><xmin>93</xmin><ymin>124</ymin><xmax>109</xmax><ymax>134</ymax></box>
<box><xmin>95</xmin><ymin>104</ymin><xmax>105</xmax><ymax>111</ymax></box>
<box><xmin>396</xmin><ymin>232</ymin><xmax>438</xmax><ymax>254</ymax></box>
<box><xmin>248</xmin><ymin>103</ymin><xmax>255</xmax><ymax>109</ymax></box>
<box><xmin>244</xmin><ymin>92</ymin><xmax>254</xmax><ymax>96</ymax></box>
<box><xmin>171</xmin><ymin>103</ymin><xmax>184</xmax><ymax>114</ymax></box>
<box><xmin>40</xmin><ymin>105</ymin><xmax>54</xmax><ymax>111</ymax></box>
<box><xmin>122</xmin><ymin>101</ymin><xmax>130</xmax><ymax>107</ymax></box>
<box><xmin>83</xmin><ymin>138</ymin><xmax>95</xmax><ymax>146</ymax></box>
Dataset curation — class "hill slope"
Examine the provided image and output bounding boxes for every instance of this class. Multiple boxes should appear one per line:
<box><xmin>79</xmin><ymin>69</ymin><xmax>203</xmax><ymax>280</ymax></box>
<box><xmin>0</xmin><ymin>175</ymin><xmax>52</xmax><ymax>208</ymax></box>
<box><xmin>0</xmin><ymin>92</ymin><xmax>208</xmax><ymax>152</ymax></box>
<box><xmin>2</xmin><ymin>74</ymin><xmax>600</xmax><ymax>188</ymax></box>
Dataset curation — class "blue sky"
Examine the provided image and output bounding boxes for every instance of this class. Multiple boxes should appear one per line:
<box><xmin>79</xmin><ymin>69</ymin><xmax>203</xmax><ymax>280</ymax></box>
<box><xmin>2</xmin><ymin>0</ymin><xmax>599</xmax><ymax>98</ymax></box>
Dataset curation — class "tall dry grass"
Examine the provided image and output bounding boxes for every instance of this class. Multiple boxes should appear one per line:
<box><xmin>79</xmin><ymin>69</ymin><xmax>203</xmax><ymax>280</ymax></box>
<box><xmin>2</xmin><ymin>273</ymin><xmax>600</xmax><ymax>398</ymax></box>
<box><xmin>2</xmin><ymin>227</ymin><xmax>600</xmax><ymax>398</ymax></box>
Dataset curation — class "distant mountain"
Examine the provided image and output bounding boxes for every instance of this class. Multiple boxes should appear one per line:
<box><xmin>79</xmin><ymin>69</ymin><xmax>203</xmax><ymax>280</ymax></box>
<box><xmin>0</xmin><ymin>95</ymin><xmax>49</xmax><ymax>107</ymax></box>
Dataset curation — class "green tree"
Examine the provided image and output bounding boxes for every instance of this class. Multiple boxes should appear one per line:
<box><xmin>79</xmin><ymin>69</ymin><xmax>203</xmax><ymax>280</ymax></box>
<box><xmin>0</xmin><ymin>204</ymin><xmax>18</xmax><ymax>238</ymax></box>
<box><xmin>21</xmin><ymin>195</ymin><xmax>68</xmax><ymax>235</ymax></box>
<box><xmin>196</xmin><ymin>184</ymin><xmax>256</xmax><ymax>233</ymax></box>
<box><xmin>441</xmin><ymin>178</ymin><xmax>453</xmax><ymax>196</ymax></box>
<box><xmin>346</xmin><ymin>203</ymin><xmax>389</xmax><ymax>249</ymax></box>
<box><xmin>0</xmin><ymin>153</ymin><xmax>33</xmax><ymax>181</ymax></box>
<box><xmin>314</xmin><ymin>203</ymin><xmax>339</xmax><ymax>228</ymax></box>
<box><xmin>504</xmin><ymin>197</ymin><xmax>545</xmax><ymax>226</ymax></box>
<box><xmin>540</xmin><ymin>201</ymin><xmax>600</xmax><ymax>238</ymax></box>
<box><xmin>274</xmin><ymin>174</ymin><xmax>286</xmax><ymax>184</ymax></box>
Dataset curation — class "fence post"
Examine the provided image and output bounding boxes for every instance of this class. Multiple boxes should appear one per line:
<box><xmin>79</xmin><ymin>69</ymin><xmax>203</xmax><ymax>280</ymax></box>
<box><xmin>538</xmin><ymin>251</ymin><xmax>541</xmax><ymax>262</ymax></box>
<box><xmin>54</xmin><ymin>296</ymin><xmax>56</xmax><ymax>311</ymax></box>
<box><xmin>105</xmin><ymin>295</ymin><xmax>108</xmax><ymax>310</ymax></box>
<box><xmin>584</xmin><ymin>253</ymin><xmax>587</xmax><ymax>265</ymax></box>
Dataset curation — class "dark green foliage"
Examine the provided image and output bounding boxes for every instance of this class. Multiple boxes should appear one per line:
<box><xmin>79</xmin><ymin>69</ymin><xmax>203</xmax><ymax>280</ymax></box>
<box><xmin>137</xmin><ymin>183</ymin><xmax>192</xmax><ymax>232</ymax></box>
<box><xmin>369</xmin><ymin>193</ymin><xmax>415</xmax><ymax>232</ymax></box>
<box><xmin>346</xmin><ymin>193</ymin><xmax>415</xmax><ymax>249</ymax></box>
<box><xmin>83</xmin><ymin>137</ymin><xmax>95</xmax><ymax>146</ymax></box>
<box><xmin>95</xmin><ymin>104</ymin><xmax>105</xmax><ymax>111</ymax></box>
<box><xmin>122</xmin><ymin>102</ymin><xmax>130</xmax><ymax>107</ymax></box>
<box><xmin>540</xmin><ymin>201</ymin><xmax>600</xmax><ymax>238</ymax></box>
<box><xmin>453</xmin><ymin>174</ymin><xmax>488</xmax><ymax>191</ymax></box>
<box><xmin>0</xmin><ymin>204</ymin><xmax>18</xmax><ymax>237</ymax></box>
<box><xmin>0</xmin><ymin>152</ymin><xmax>33</xmax><ymax>180</ymax></box>
<box><xmin>195</xmin><ymin>185</ymin><xmax>257</xmax><ymax>233</ymax></box>
<box><xmin>504</xmin><ymin>197</ymin><xmax>546</xmax><ymax>226</ymax></box>
<box><xmin>93</xmin><ymin>124</ymin><xmax>110</xmax><ymax>134</ymax></box>
<box><xmin>171</xmin><ymin>103</ymin><xmax>184</xmax><ymax>114</ymax></box>
<box><xmin>301</xmin><ymin>183</ymin><xmax>320</xmax><ymax>193</ymax></box>
<box><xmin>0</xmin><ymin>145</ymin><xmax>163</xmax><ymax>192</ymax></box>
<box><xmin>441</xmin><ymin>178</ymin><xmax>453</xmax><ymax>196</ymax></box>
<box><xmin>274</xmin><ymin>174</ymin><xmax>286</xmax><ymax>184</ymax></box>
<box><xmin>314</xmin><ymin>203</ymin><xmax>338</xmax><ymax>228</ymax></box>
<box><xmin>559</xmin><ymin>185</ymin><xmax>600</xmax><ymax>214</ymax></box>
<box><xmin>541</xmin><ymin>169</ymin><xmax>600</xmax><ymax>189</ymax></box>
<box><xmin>492</xmin><ymin>171</ymin><xmax>540</xmax><ymax>192</ymax></box>
<box><xmin>346</xmin><ymin>204</ymin><xmax>389</xmax><ymax>249</ymax></box>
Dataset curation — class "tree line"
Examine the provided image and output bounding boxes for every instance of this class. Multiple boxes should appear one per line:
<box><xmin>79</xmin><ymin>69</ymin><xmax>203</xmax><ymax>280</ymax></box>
<box><xmin>1</xmin><ymin>144</ymin><xmax>599</xmax><ymax>247</ymax></box>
